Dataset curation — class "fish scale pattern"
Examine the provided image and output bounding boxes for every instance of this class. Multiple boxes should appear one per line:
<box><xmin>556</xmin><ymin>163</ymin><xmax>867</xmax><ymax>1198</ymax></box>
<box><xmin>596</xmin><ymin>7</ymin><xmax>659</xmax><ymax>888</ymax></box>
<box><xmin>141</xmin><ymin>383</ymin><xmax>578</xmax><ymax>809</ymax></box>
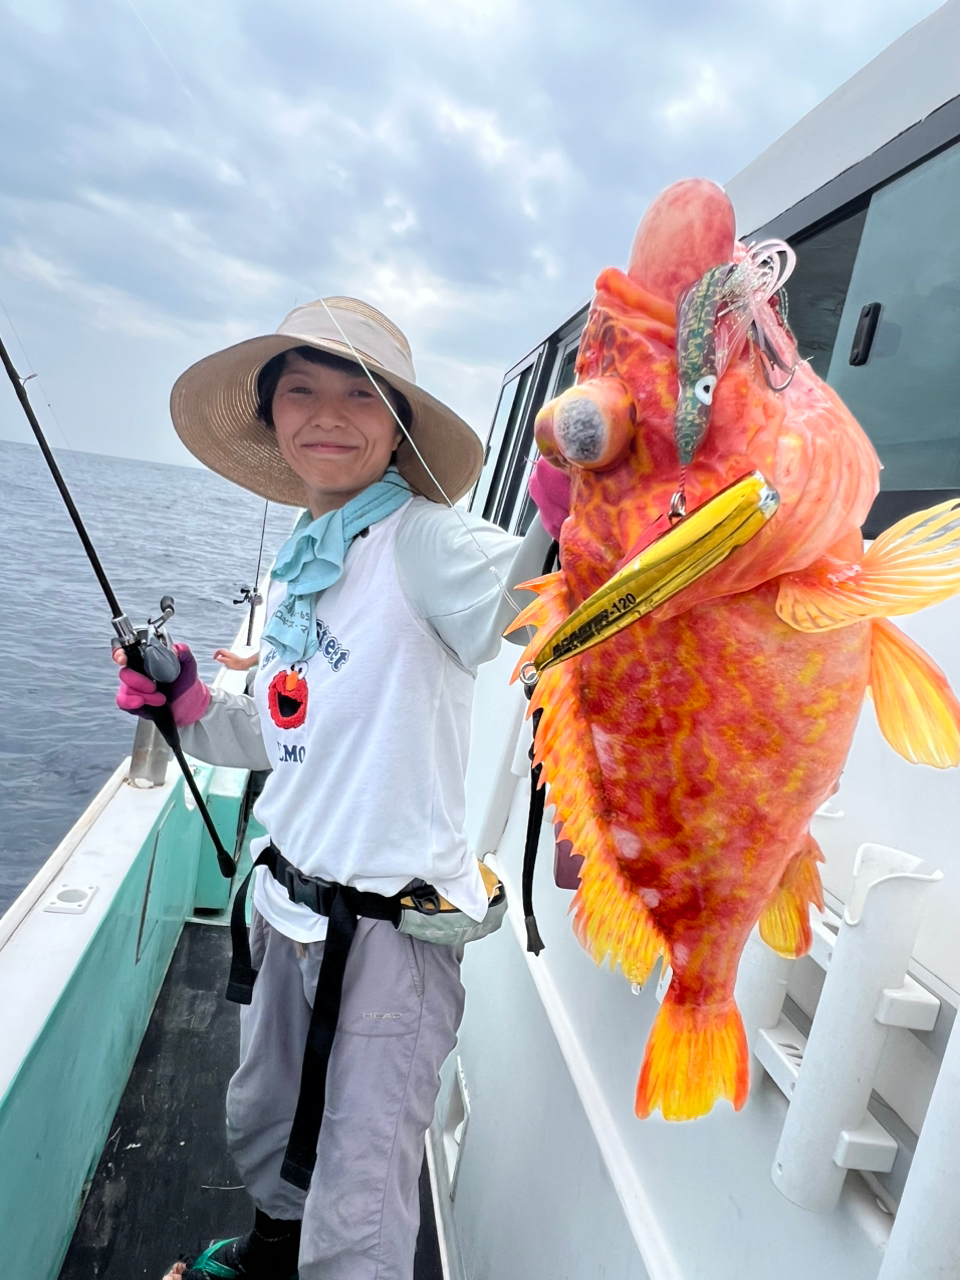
<box><xmin>514</xmin><ymin>177</ymin><xmax>960</xmax><ymax>1122</ymax></box>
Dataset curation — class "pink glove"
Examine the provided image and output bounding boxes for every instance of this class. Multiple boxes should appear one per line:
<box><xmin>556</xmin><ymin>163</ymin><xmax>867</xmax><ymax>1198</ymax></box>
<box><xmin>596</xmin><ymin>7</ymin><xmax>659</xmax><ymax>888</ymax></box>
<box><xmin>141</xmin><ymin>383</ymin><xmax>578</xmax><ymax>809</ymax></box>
<box><xmin>529</xmin><ymin>456</ymin><xmax>571</xmax><ymax>541</ymax></box>
<box><xmin>116</xmin><ymin>642</ymin><xmax>211</xmax><ymax>727</ymax></box>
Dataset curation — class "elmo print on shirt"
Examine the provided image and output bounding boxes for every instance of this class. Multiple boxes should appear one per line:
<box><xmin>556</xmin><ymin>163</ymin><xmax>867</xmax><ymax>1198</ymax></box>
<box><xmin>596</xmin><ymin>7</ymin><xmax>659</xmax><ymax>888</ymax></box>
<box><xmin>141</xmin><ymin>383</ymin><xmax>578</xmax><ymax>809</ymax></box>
<box><xmin>267</xmin><ymin>664</ymin><xmax>309</xmax><ymax>729</ymax></box>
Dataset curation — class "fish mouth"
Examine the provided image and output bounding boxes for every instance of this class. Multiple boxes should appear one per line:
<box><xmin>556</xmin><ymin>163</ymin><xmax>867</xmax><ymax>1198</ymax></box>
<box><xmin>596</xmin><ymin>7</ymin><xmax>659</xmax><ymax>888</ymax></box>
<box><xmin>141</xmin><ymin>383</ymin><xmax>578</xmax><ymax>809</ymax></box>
<box><xmin>531</xmin><ymin>470</ymin><xmax>780</xmax><ymax>672</ymax></box>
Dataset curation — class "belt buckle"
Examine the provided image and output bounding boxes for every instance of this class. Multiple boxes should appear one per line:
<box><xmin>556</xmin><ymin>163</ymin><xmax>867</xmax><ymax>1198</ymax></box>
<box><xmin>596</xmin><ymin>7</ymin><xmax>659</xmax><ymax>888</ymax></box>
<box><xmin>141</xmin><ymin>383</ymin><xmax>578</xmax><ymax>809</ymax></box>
<box><xmin>281</xmin><ymin>862</ymin><xmax>299</xmax><ymax>904</ymax></box>
<box><xmin>283</xmin><ymin>865</ymin><xmax>316</xmax><ymax>913</ymax></box>
<box><xmin>282</xmin><ymin>864</ymin><xmax>333</xmax><ymax>917</ymax></box>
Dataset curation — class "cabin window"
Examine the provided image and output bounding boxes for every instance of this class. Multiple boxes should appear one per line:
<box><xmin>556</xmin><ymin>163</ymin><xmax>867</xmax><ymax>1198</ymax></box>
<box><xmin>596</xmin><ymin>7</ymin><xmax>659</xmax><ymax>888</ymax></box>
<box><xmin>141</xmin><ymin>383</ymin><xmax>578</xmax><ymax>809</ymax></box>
<box><xmin>484</xmin><ymin>362</ymin><xmax>538</xmax><ymax>529</ymax></box>
<box><xmin>553</xmin><ymin>341</ymin><xmax>579</xmax><ymax>398</ymax></box>
<box><xmin>826</xmin><ymin>139</ymin><xmax>960</xmax><ymax>493</ymax></box>
<box><xmin>470</xmin><ymin>361</ymin><xmax>536</xmax><ymax>521</ymax></box>
<box><xmin>511</xmin><ymin>334</ymin><xmax>584</xmax><ymax>534</ymax></box>
<box><xmin>785</xmin><ymin>206</ymin><xmax>868</xmax><ymax>378</ymax></box>
<box><xmin>474</xmin><ymin>308</ymin><xmax>587</xmax><ymax>534</ymax></box>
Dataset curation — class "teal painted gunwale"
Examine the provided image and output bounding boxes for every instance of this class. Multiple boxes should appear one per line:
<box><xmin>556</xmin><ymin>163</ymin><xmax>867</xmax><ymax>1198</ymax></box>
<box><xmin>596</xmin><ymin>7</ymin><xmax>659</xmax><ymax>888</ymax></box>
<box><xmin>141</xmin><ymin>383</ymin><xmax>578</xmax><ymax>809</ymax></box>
<box><xmin>194</xmin><ymin>766</ymin><xmax>249</xmax><ymax>910</ymax></box>
<box><xmin>0</xmin><ymin>762</ymin><xmax>247</xmax><ymax>1280</ymax></box>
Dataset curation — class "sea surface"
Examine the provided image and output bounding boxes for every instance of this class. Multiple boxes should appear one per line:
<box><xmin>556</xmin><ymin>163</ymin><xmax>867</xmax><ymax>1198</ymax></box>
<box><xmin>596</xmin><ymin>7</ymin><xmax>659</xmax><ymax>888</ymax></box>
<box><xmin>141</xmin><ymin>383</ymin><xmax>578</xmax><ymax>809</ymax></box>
<box><xmin>0</xmin><ymin>438</ymin><xmax>294</xmax><ymax>916</ymax></box>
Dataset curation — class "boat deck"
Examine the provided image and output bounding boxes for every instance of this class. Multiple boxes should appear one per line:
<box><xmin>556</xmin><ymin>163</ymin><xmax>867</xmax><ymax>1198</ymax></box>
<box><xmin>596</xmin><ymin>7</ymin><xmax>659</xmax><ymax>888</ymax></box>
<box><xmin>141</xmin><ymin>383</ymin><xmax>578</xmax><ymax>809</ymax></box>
<box><xmin>59</xmin><ymin>921</ymin><xmax>443</xmax><ymax>1279</ymax></box>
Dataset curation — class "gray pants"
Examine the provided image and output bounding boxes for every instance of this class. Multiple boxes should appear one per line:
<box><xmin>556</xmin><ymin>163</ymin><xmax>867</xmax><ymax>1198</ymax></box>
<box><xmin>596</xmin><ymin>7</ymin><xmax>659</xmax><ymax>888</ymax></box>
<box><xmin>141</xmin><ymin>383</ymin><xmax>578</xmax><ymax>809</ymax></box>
<box><xmin>225</xmin><ymin>910</ymin><xmax>464</xmax><ymax>1279</ymax></box>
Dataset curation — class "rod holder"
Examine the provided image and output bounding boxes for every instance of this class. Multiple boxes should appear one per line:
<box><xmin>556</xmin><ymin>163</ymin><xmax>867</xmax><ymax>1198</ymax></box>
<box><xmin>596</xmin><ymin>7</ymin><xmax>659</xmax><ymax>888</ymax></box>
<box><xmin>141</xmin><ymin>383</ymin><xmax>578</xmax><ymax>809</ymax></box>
<box><xmin>771</xmin><ymin>843</ymin><xmax>941</xmax><ymax>1213</ymax></box>
<box><xmin>877</xmin><ymin>1002</ymin><xmax>960</xmax><ymax>1279</ymax></box>
<box><xmin>128</xmin><ymin>718</ymin><xmax>171</xmax><ymax>788</ymax></box>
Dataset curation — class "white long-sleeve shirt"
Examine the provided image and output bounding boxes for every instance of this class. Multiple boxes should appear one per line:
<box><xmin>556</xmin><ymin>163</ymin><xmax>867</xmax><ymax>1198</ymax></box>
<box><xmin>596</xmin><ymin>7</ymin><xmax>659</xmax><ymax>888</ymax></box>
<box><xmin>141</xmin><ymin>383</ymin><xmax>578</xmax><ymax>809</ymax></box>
<box><xmin>180</xmin><ymin>498</ymin><xmax>551</xmax><ymax>941</ymax></box>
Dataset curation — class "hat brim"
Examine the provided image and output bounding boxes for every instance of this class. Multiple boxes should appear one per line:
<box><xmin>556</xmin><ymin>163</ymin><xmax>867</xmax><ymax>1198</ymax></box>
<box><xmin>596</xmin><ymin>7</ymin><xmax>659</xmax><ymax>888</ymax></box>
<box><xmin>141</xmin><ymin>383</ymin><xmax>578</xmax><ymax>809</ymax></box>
<box><xmin>170</xmin><ymin>333</ymin><xmax>484</xmax><ymax>507</ymax></box>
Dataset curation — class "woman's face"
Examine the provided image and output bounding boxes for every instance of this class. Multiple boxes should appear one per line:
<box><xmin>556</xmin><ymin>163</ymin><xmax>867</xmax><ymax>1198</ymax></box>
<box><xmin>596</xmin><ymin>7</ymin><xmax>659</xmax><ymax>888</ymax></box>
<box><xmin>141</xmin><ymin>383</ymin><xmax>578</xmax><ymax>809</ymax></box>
<box><xmin>271</xmin><ymin>352</ymin><xmax>403</xmax><ymax>516</ymax></box>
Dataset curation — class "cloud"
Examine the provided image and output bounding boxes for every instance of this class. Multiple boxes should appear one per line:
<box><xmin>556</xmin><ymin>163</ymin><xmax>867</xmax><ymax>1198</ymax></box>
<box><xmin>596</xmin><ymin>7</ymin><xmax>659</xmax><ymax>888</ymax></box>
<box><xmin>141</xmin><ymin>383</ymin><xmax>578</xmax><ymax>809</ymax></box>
<box><xmin>0</xmin><ymin>0</ymin><xmax>944</xmax><ymax>467</ymax></box>
<box><xmin>657</xmin><ymin>61</ymin><xmax>739</xmax><ymax>136</ymax></box>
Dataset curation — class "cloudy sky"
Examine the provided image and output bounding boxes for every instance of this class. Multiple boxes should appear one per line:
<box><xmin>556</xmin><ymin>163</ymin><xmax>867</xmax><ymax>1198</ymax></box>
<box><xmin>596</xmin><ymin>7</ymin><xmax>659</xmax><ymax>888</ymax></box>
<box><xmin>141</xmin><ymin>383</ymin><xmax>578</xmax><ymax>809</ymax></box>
<box><xmin>0</xmin><ymin>0</ymin><xmax>945</xmax><ymax>468</ymax></box>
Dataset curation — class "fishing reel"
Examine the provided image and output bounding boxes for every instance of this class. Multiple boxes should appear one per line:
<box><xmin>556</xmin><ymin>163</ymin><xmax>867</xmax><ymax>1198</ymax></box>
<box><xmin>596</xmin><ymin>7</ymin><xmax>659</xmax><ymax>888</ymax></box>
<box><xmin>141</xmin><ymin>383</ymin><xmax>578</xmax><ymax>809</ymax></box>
<box><xmin>234</xmin><ymin>584</ymin><xmax>264</xmax><ymax>647</ymax></box>
<box><xmin>233</xmin><ymin>585</ymin><xmax>263</xmax><ymax>609</ymax></box>
<box><xmin>112</xmin><ymin>595</ymin><xmax>180</xmax><ymax>684</ymax></box>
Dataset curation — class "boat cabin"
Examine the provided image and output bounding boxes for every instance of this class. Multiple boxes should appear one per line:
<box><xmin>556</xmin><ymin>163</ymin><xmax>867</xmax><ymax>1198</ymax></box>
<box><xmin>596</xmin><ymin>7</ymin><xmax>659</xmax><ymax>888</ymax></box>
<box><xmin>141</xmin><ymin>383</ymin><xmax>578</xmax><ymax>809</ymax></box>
<box><xmin>2</xmin><ymin>7</ymin><xmax>960</xmax><ymax>1279</ymax></box>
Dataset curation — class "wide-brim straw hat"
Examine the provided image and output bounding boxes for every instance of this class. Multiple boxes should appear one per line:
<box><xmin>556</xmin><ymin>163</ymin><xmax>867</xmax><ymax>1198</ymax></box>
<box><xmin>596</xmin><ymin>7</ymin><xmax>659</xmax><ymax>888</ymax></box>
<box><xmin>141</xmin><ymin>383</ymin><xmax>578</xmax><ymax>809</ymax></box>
<box><xmin>170</xmin><ymin>296</ymin><xmax>484</xmax><ymax>507</ymax></box>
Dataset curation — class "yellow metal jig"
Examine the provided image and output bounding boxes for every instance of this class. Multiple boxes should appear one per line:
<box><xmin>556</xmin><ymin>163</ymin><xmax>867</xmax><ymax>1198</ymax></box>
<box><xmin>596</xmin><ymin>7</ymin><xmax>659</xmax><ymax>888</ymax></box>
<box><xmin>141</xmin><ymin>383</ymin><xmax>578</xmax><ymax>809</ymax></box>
<box><xmin>526</xmin><ymin>471</ymin><xmax>779</xmax><ymax>677</ymax></box>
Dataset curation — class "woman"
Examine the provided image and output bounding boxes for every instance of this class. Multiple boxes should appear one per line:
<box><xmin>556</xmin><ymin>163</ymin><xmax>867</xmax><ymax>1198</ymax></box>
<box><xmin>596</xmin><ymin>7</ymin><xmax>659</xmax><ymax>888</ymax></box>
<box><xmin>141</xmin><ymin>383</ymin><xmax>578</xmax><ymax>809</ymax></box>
<box><xmin>115</xmin><ymin>296</ymin><xmax>556</xmax><ymax>1280</ymax></box>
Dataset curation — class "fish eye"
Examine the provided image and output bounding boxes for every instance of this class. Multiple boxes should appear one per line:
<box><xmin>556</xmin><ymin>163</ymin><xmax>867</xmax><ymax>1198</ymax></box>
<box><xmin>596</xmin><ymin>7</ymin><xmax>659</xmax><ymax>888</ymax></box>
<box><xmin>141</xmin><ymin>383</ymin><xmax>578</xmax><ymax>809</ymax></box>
<box><xmin>694</xmin><ymin>376</ymin><xmax>717</xmax><ymax>406</ymax></box>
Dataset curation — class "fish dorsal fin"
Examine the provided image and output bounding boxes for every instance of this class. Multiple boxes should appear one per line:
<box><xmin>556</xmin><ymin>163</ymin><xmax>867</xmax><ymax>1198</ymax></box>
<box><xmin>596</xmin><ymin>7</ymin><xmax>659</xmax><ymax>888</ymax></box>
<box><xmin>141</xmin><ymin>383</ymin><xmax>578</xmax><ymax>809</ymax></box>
<box><xmin>776</xmin><ymin>498</ymin><xmax>960</xmax><ymax>632</ymax></box>
<box><xmin>869</xmin><ymin>619</ymin><xmax>960</xmax><ymax>768</ymax></box>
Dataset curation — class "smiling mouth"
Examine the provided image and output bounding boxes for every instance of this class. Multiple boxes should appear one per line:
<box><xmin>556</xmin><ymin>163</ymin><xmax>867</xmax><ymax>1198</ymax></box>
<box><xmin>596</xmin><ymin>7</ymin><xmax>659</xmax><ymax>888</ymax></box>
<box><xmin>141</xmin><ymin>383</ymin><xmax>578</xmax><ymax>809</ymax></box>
<box><xmin>276</xmin><ymin>693</ymin><xmax>303</xmax><ymax>718</ymax></box>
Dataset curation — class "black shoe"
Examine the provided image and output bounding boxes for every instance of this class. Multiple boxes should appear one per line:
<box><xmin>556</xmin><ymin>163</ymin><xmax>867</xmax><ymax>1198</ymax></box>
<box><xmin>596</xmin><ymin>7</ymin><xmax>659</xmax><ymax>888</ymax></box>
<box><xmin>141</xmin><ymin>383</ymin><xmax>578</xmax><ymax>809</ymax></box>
<box><xmin>180</xmin><ymin>1211</ymin><xmax>301</xmax><ymax>1279</ymax></box>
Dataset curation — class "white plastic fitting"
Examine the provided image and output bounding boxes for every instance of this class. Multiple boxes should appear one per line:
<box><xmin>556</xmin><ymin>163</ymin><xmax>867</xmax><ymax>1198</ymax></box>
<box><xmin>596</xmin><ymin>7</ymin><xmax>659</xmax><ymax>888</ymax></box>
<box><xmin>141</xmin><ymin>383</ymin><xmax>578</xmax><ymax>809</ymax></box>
<box><xmin>771</xmin><ymin>843</ymin><xmax>941</xmax><ymax>1213</ymax></box>
<box><xmin>877</xmin><ymin>1002</ymin><xmax>960</xmax><ymax>1279</ymax></box>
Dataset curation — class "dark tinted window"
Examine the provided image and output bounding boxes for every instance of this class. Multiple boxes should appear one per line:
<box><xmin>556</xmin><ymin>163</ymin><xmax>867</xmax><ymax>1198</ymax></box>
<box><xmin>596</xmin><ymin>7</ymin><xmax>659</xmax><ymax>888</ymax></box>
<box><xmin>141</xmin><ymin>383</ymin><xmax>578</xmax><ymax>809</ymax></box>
<box><xmin>553</xmin><ymin>343</ymin><xmax>579</xmax><ymax>397</ymax></box>
<box><xmin>827</xmin><ymin>138</ymin><xmax>960</xmax><ymax>491</ymax></box>
<box><xmin>477</xmin><ymin>365</ymin><xmax>533</xmax><ymax>522</ymax></box>
<box><xmin>477</xmin><ymin>312</ymin><xmax>586</xmax><ymax>534</ymax></box>
<box><xmin>785</xmin><ymin>206</ymin><xmax>867</xmax><ymax>378</ymax></box>
<box><xmin>492</xmin><ymin>406</ymin><xmax>537</xmax><ymax>528</ymax></box>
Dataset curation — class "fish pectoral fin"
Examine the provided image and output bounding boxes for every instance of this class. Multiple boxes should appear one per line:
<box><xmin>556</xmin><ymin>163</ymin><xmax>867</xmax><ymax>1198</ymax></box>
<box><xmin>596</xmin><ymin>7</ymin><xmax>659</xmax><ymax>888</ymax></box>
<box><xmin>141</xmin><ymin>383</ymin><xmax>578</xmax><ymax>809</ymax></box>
<box><xmin>777</xmin><ymin>497</ymin><xmax>960</xmax><ymax>632</ymax></box>
<box><xmin>759</xmin><ymin>835</ymin><xmax>824</xmax><ymax>958</ymax></box>
<box><xmin>869</xmin><ymin>619</ymin><xmax>960</xmax><ymax>768</ymax></box>
<box><xmin>635</xmin><ymin>995</ymin><xmax>748</xmax><ymax>1121</ymax></box>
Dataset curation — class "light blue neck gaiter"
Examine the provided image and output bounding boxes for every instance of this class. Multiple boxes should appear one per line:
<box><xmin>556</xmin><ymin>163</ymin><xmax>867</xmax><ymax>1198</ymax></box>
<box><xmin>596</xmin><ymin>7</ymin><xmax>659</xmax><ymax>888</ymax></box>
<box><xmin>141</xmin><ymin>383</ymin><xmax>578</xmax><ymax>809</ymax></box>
<box><xmin>262</xmin><ymin>467</ymin><xmax>412</xmax><ymax>664</ymax></box>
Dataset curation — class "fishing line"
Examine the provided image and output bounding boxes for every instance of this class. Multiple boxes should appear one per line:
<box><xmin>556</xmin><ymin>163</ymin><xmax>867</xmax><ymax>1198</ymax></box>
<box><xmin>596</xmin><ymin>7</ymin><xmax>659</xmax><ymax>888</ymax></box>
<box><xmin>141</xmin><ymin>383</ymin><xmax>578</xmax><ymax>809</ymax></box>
<box><xmin>112</xmin><ymin>0</ymin><xmax>532</xmax><ymax>634</ymax></box>
<box><xmin>0</xmin><ymin>290</ymin><xmax>113</xmax><ymax>534</ymax></box>
<box><xmin>122</xmin><ymin>0</ymin><xmax>202</xmax><ymax>109</ymax></box>
<box><xmin>252</xmin><ymin>499</ymin><xmax>269</xmax><ymax>592</ymax></box>
<box><xmin>316</xmin><ymin>299</ymin><xmax>528</xmax><ymax>626</ymax></box>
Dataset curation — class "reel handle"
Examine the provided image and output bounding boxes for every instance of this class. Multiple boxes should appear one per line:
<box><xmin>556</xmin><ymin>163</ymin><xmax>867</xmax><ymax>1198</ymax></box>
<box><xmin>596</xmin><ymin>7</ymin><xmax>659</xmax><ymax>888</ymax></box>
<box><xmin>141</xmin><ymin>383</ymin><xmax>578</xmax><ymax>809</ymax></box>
<box><xmin>120</xmin><ymin>638</ymin><xmax>180</xmax><ymax>736</ymax></box>
<box><xmin>120</xmin><ymin>635</ymin><xmax>237</xmax><ymax>879</ymax></box>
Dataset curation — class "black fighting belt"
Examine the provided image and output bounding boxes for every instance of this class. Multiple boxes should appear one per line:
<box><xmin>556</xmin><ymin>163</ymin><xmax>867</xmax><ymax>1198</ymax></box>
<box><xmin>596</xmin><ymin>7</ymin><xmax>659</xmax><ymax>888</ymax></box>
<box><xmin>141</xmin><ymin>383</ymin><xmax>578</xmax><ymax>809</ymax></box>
<box><xmin>225</xmin><ymin>846</ymin><xmax>405</xmax><ymax>1191</ymax></box>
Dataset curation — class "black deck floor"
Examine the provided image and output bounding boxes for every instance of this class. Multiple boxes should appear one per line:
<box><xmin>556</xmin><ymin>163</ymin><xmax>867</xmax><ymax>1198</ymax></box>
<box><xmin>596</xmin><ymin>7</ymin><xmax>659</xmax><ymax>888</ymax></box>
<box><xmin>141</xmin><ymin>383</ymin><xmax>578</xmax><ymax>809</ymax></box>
<box><xmin>60</xmin><ymin>922</ymin><xmax>443</xmax><ymax>1279</ymax></box>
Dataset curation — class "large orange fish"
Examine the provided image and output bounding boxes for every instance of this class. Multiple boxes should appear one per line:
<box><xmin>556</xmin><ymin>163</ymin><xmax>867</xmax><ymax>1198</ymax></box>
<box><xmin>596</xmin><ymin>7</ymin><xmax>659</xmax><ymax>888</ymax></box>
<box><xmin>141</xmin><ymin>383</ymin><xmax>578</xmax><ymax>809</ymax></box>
<box><xmin>509</xmin><ymin>178</ymin><xmax>960</xmax><ymax>1122</ymax></box>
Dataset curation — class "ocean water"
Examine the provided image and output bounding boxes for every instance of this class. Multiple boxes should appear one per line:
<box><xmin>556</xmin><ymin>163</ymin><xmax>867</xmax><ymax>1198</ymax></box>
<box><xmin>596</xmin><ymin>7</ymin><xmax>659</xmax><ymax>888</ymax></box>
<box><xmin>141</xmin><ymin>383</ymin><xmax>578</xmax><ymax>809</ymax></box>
<box><xmin>0</xmin><ymin>438</ymin><xmax>294</xmax><ymax>916</ymax></box>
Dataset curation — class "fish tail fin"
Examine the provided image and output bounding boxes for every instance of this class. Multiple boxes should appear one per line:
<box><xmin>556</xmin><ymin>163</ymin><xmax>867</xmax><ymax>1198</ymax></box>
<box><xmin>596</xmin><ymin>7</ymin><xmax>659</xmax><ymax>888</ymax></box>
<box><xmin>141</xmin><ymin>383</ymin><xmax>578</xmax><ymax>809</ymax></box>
<box><xmin>777</xmin><ymin>497</ymin><xmax>960</xmax><ymax>632</ymax></box>
<box><xmin>869</xmin><ymin>618</ymin><xmax>960</xmax><ymax>768</ymax></box>
<box><xmin>571</xmin><ymin>855</ymin><xmax>663</xmax><ymax>984</ymax></box>
<box><xmin>759</xmin><ymin>835</ymin><xmax>824</xmax><ymax>958</ymax></box>
<box><xmin>635</xmin><ymin>995</ymin><xmax>749</xmax><ymax>1121</ymax></box>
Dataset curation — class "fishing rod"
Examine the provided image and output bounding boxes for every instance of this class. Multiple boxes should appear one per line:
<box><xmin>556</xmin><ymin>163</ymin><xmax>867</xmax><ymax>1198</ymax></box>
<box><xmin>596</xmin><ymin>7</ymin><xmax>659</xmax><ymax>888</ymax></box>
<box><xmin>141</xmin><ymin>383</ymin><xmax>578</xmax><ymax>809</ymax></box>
<box><xmin>0</xmin><ymin>330</ymin><xmax>236</xmax><ymax>878</ymax></box>
<box><xmin>234</xmin><ymin>499</ymin><xmax>268</xmax><ymax>647</ymax></box>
